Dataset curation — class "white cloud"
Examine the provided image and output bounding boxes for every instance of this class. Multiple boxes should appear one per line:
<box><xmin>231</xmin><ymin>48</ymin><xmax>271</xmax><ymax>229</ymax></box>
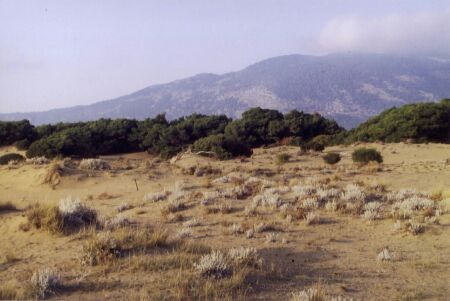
<box><xmin>318</xmin><ymin>10</ymin><xmax>450</xmax><ymax>58</ymax></box>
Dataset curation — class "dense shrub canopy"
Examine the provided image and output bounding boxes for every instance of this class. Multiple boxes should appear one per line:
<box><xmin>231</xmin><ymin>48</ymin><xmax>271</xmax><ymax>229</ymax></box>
<box><xmin>0</xmin><ymin>120</ymin><xmax>37</xmax><ymax>147</ymax></box>
<box><xmin>0</xmin><ymin>153</ymin><xmax>25</xmax><ymax>165</ymax></box>
<box><xmin>343</xmin><ymin>101</ymin><xmax>450</xmax><ymax>144</ymax></box>
<box><xmin>0</xmin><ymin>107</ymin><xmax>344</xmax><ymax>160</ymax></box>
<box><xmin>323</xmin><ymin>152</ymin><xmax>341</xmax><ymax>165</ymax></box>
<box><xmin>351</xmin><ymin>148</ymin><xmax>383</xmax><ymax>164</ymax></box>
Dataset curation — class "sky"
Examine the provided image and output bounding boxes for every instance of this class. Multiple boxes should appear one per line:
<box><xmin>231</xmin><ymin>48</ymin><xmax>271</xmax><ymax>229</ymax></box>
<box><xmin>1</xmin><ymin>0</ymin><xmax>450</xmax><ymax>113</ymax></box>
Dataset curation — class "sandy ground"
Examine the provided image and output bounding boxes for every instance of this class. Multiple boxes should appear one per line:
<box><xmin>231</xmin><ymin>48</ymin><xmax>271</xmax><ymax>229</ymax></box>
<box><xmin>0</xmin><ymin>143</ymin><xmax>449</xmax><ymax>300</ymax></box>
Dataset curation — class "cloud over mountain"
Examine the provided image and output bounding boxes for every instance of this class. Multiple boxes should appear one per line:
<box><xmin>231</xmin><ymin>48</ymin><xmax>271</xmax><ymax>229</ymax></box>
<box><xmin>318</xmin><ymin>10</ymin><xmax>450</xmax><ymax>58</ymax></box>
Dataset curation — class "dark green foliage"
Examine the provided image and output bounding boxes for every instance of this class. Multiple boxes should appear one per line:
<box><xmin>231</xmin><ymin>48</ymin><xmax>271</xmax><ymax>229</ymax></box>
<box><xmin>1</xmin><ymin>107</ymin><xmax>343</xmax><ymax>160</ymax></box>
<box><xmin>284</xmin><ymin>111</ymin><xmax>342</xmax><ymax>140</ymax></box>
<box><xmin>224</xmin><ymin>108</ymin><xmax>284</xmax><ymax>147</ymax></box>
<box><xmin>300</xmin><ymin>140</ymin><xmax>325</xmax><ymax>152</ymax></box>
<box><xmin>0</xmin><ymin>120</ymin><xmax>37</xmax><ymax>147</ymax></box>
<box><xmin>344</xmin><ymin>102</ymin><xmax>450</xmax><ymax>143</ymax></box>
<box><xmin>323</xmin><ymin>152</ymin><xmax>341</xmax><ymax>165</ymax></box>
<box><xmin>0</xmin><ymin>153</ymin><xmax>25</xmax><ymax>165</ymax></box>
<box><xmin>351</xmin><ymin>148</ymin><xmax>383</xmax><ymax>164</ymax></box>
<box><xmin>192</xmin><ymin>134</ymin><xmax>252</xmax><ymax>160</ymax></box>
<box><xmin>27</xmin><ymin>119</ymin><xmax>140</xmax><ymax>158</ymax></box>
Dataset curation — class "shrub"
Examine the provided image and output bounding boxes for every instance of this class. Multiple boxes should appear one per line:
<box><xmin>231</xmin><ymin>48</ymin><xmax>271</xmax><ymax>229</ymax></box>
<box><xmin>80</xmin><ymin>232</ymin><xmax>120</xmax><ymax>266</ymax></box>
<box><xmin>0</xmin><ymin>153</ymin><xmax>25</xmax><ymax>165</ymax></box>
<box><xmin>30</xmin><ymin>268</ymin><xmax>61</xmax><ymax>299</ymax></box>
<box><xmin>322</xmin><ymin>152</ymin><xmax>341</xmax><ymax>165</ymax></box>
<box><xmin>276</xmin><ymin>153</ymin><xmax>291</xmax><ymax>165</ymax></box>
<box><xmin>228</xmin><ymin>247</ymin><xmax>262</xmax><ymax>269</ymax></box>
<box><xmin>26</xmin><ymin>197</ymin><xmax>97</xmax><ymax>234</ymax></box>
<box><xmin>194</xmin><ymin>251</ymin><xmax>232</xmax><ymax>278</ymax></box>
<box><xmin>79</xmin><ymin>158</ymin><xmax>111</xmax><ymax>170</ymax></box>
<box><xmin>300</xmin><ymin>140</ymin><xmax>325</xmax><ymax>152</ymax></box>
<box><xmin>351</xmin><ymin>148</ymin><xmax>383</xmax><ymax>164</ymax></box>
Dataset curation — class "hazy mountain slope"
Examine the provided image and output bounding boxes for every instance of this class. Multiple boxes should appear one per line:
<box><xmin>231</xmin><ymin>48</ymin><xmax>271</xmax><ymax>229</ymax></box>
<box><xmin>1</xmin><ymin>53</ymin><xmax>450</xmax><ymax>128</ymax></box>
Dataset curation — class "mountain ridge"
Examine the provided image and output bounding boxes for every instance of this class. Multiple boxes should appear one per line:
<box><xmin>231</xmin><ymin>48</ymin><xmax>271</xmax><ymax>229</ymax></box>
<box><xmin>1</xmin><ymin>52</ymin><xmax>450</xmax><ymax>128</ymax></box>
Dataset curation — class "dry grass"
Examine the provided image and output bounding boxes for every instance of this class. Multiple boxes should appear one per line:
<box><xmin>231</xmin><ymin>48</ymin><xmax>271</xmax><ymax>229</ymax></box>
<box><xmin>25</xmin><ymin>198</ymin><xmax>97</xmax><ymax>234</ymax></box>
<box><xmin>42</xmin><ymin>162</ymin><xmax>63</xmax><ymax>188</ymax></box>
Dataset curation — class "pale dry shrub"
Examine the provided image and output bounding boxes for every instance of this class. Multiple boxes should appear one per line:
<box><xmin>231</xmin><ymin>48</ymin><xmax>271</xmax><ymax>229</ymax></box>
<box><xmin>58</xmin><ymin>196</ymin><xmax>97</xmax><ymax>230</ymax></box>
<box><xmin>79</xmin><ymin>158</ymin><xmax>110</xmax><ymax>170</ymax></box>
<box><xmin>265</xmin><ymin>232</ymin><xmax>278</xmax><ymax>243</ymax></box>
<box><xmin>232</xmin><ymin>184</ymin><xmax>253</xmax><ymax>199</ymax></box>
<box><xmin>244</xmin><ymin>203</ymin><xmax>258</xmax><ymax>217</ymax></box>
<box><xmin>408</xmin><ymin>222</ymin><xmax>424</xmax><ymax>235</ymax></box>
<box><xmin>194</xmin><ymin>251</ymin><xmax>231</xmax><ymax>278</ymax></box>
<box><xmin>254</xmin><ymin>222</ymin><xmax>276</xmax><ymax>233</ymax></box>
<box><xmin>425</xmin><ymin>216</ymin><xmax>439</xmax><ymax>225</ymax></box>
<box><xmin>176</xmin><ymin>228</ymin><xmax>193</xmax><ymax>239</ymax></box>
<box><xmin>391</xmin><ymin>195</ymin><xmax>436</xmax><ymax>219</ymax></box>
<box><xmin>228</xmin><ymin>247</ymin><xmax>262</xmax><ymax>269</ymax></box>
<box><xmin>165</xmin><ymin>198</ymin><xmax>186</xmax><ymax>213</ymax></box>
<box><xmin>341</xmin><ymin>184</ymin><xmax>366</xmax><ymax>203</ymax></box>
<box><xmin>102</xmin><ymin>214</ymin><xmax>131</xmax><ymax>230</ymax></box>
<box><xmin>183</xmin><ymin>218</ymin><xmax>202</xmax><ymax>228</ymax></box>
<box><xmin>305</xmin><ymin>212</ymin><xmax>321</xmax><ymax>225</ymax></box>
<box><xmin>292</xmin><ymin>185</ymin><xmax>316</xmax><ymax>199</ymax></box>
<box><xmin>30</xmin><ymin>268</ymin><xmax>61</xmax><ymax>299</ymax></box>
<box><xmin>245</xmin><ymin>229</ymin><xmax>255</xmax><ymax>239</ymax></box>
<box><xmin>212</xmin><ymin>175</ymin><xmax>231</xmax><ymax>184</ymax></box>
<box><xmin>220</xmin><ymin>202</ymin><xmax>232</xmax><ymax>214</ymax></box>
<box><xmin>325</xmin><ymin>201</ymin><xmax>338</xmax><ymax>212</ymax></box>
<box><xmin>79</xmin><ymin>231</ymin><xmax>120</xmax><ymax>266</ymax></box>
<box><xmin>290</xmin><ymin>287</ymin><xmax>324</xmax><ymax>301</ymax></box>
<box><xmin>377</xmin><ymin>248</ymin><xmax>391</xmax><ymax>261</ymax></box>
<box><xmin>117</xmin><ymin>203</ymin><xmax>133</xmax><ymax>212</ymax></box>
<box><xmin>301</xmin><ymin>197</ymin><xmax>319</xmax><ymax>211</ymax></box>
<box><xmin>143</xmin><ymin>192</ymin><xmax>167</xmax><ymax>202</ymax></box>
<box><xmin>316</xmin><ymin>188</ymin><xmax>340</xmax><ymax>202</ymax></box>
<box><xmin>229</xmin><ymin>223</ymin><xmax>244</xmax><ymax>235</ymax></box>
<box><xmin>362</xmin><ymin>202</ymin><xmax>382</xmax><ymax>221</ymax></box>
<box><xmin>26</xmin><ymin>156</ymin><xmax>50</xmax><ymax>165</ymax></box>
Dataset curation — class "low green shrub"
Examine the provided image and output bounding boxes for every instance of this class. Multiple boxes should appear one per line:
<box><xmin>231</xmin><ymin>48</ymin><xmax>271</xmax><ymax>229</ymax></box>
<box><xmin>0</xmin><ymin>153</ymin><xmax>25</xmax><ymax>165</ymax></box>
<box><xmin>351</xmin><ymin>148</ymin><xmax>383</xmax><ymax>164</ymax></box>
<box><xmin>322</xmin><ymin>152</ymin><xmax>341</xmax><ymax>165</ymax></box>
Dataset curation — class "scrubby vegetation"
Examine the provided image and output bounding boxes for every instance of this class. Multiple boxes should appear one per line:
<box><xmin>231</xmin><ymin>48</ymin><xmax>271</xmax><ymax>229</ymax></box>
<box><xmin>0</xmin><ymin>153</ymin><xmax>25</xmax><ymax>165</ymax></box>
<box><xmin>322</xmin><ymin>152</ymin><xmax>341</xmax><ymax>165</ymax></box>
<box><xmin>0</xmin><ymin>108</ymin><xmax>342</xmax><ymax>160</ymax></box>
<box><xmin>351</xmin><ymin>148</ymin><xmax>383</xmax><ymax>164</ymax></box>
<box><xmin>342</xmin><ymin>99</ymin><xmax>450</xmax><ymax>144</ymax></box>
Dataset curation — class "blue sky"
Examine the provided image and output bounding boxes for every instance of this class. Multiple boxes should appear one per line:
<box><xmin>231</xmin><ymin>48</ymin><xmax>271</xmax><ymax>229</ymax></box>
<box><xmin>1</xmin><ymin>0</ymin><xmax>450</xmax><ymax>113</ymax></box>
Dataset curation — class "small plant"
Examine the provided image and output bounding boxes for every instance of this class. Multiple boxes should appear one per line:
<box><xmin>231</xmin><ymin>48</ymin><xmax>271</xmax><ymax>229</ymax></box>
<box><xmin>183</xmin><ymin>218</ymin><xmax>202</xmax><ymax>228</ymax></box>
<box><xmin>80</xmin><ymin>232</ymin><xmax>120</xmax><ymax>266</ymax></box>
<box><xmin>276</xmin><ymin>153</ymin><xmax>291</xmax><ymax>165</ymax></box>
<box><xmin>351</xmin><ymin>148</ymin><xmax>383</xmax><ymax>164</ymax></box>
<box><xmin>26</xmin><ymin>156</ymin><xmax>50</xmax><ymax>165</ymax></box>
<box><xmin>377</xmin><ymin>247</ymin><xmax>391</xmax><ymax>262</ymax></box>
<box><xmin>176</xmin><ymin>228</ymin><xmax>193</xmax><ymax>239</ymax></box>
<box><xmin>30</xmin><ymin>268</ymin><xmax>61</xmax><ymax>299</ymax></box>
<box><xmin>228</xmin><ymin>247</ymin><xmax>262</xmax><ymax>269</ymax></box>
<box><xmin>194</xmin><ymin>251</ymin><xmax>232</xmax><ymax>278</ymax></box>
<box><xmin>290</xmin><ymin>287</ymin><xmax>324</xmax><ymax>301</ymax></box>
<box><xmin>305</xmin><ymin>211</ymin><xmax>321</xmax><ymax>225</ymax></box>
<box><xmin>79</xmin><ymin>158</ymin><xmax>111</xmax><ymax>170</ymax></box>
<box><xmin>265</xmin><ymin>232</ymin><xmax>278</xmax><ymax>243</ymax></box>
<box><xmin>0</xmin><ymin>153</ymin><xmax>25</xmax><ymax>165</ymax></box>
<box><xmin>322</xmin><ymin>152</ymin><xmax>341</xmax><ymax>165</ymax></box>
<box><xmin>143</xmin><ymin>192</ymin><xmax>167</xmax><ymax>202</ymax></box>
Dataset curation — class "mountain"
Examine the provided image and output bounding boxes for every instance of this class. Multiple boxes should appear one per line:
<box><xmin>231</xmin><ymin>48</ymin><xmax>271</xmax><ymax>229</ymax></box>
<box><xmin>1</xmin><ymin>53</ymin><xmax>450</xmax><ymax>128</ymax></box>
